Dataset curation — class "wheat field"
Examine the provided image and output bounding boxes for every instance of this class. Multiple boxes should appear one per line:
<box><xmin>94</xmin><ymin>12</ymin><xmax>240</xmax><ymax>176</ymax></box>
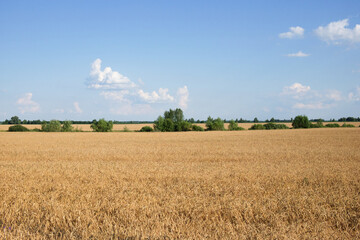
<box><xmin>0</xmin><ymin>129</ymin><xmax>359</xmax><ymax>239</ymax></box>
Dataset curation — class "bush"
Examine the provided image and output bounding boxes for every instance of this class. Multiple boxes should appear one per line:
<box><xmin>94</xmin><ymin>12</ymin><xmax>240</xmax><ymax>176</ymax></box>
<box><xmin>263</xmin><ymin>123</ymin><xmax>289</xmax><ymax>130</ymax></box>
<box><xmin>123</xmin><ymin>126</ymin><xmax>131</xmax><ymax>132</ymax></box>
<box><xmin>178</xmin><ymin>121</ymin><xmax>193</xmax><ymax>131</ymax></box>
<box><xmin>228</xmin><ymin>120</ymin><xmax>245</xmax><ymax>131</ymax></box>
<box><xmin>91</xmin><ymin>119</ymin><xmax>113</xmax><ymax>132</ymax></box>
<box><xmin>292</xmin><ymin>115</ymin><xmax>310</xmax><ymax>129</ymax></box>
<box><xmin>8</xmin><ymin>125</ymin><xmax>29</xmax><ymax>132</ymax></box>
<box><xmin>249</xmin><ymin>124</ymin><xmax>265</xmax><ymax>130</ymax></box>
<box><xmin>191</xmin><ymin>125</ymin><xmax>204</xmax><ymax>131</ymax></box>
<box><xmin>139</xmin><ymin>126</ymin><xmax>154</xmax><ymax>132</ymax></box>
<box><xmin>42</xmin><ymin>120</ymin><xmax>62</xmax><ymax>132</ymax></box>
<box><xmin>341</xmin><ymin>123</ymin><xmax>355</xmax><ymax>128</ymax></box>
<box><xmin>206</xmin><ymin>117</ymin><xmax>225</xmax><ymax>131</ymax></box>
<box><xmin>61</xmin><ymin>121</ymin><xmax>74</xmax><ymax>132</ymax></box>
<box><xmin>325</xmin><ymin>123</ymin><xmax>340</xmax><ymax>128</ymax></box>
<box><xmin>310</xmin><ymin>120</ymin><xmax>324</xmax><ymax>128</ymax></box>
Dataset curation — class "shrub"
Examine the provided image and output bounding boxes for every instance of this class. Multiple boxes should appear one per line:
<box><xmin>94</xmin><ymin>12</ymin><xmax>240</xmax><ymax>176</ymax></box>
<box><xmin>91</xmin><ymin>119</ymin><xmax>113</xmax><ymax>132</ymax></box>
<box><xmin>192</xmin><ymin>125</ymin><xmax>204</xmax><ymax>131</ymax></box>
<box><xmin>139</xmin><ymin>126</ymin><xmax>154</xmax><ymax>132</ymax></box>
<box><xmin>228</xmin><ymin>120</ymin><xmax>245</xmax><ymax>131</ymax></box>
<box><xmin>292</xmin><ymin>115</ymin><xmax>310</xmax><ymax>129</ymax></box>
<box><xmin>206</xmin><ymin>117</ymin><xmax>225</xmax><ymax>131</ymax></box>
<box><xmin>310</xmin><ymin>120</ymin><xmax>324</xmax><ymax>128</ymax></box>
<box><xmin>178</xmin><ymin>121</ymin><xmax>192</xmax><ymax>131</ymax></box>
<box><xmin>249</xmin><ymin>124</ymin><xmax>265</xmax><ymax>130</ymax></box>
<box><xmin>325</xmin><ymin>123</ymin><xmax>340</xmax><ymax>128</ymax></box>
<box><xmin>263</xmin><ymin>123</ymin><xmax>289</xmax><ymax>130</ymax></box>
<box><xmin>341</xmin><ymin>123</ymin><xmax>355</xmax><ymax>128</ymax></box>
<box><xmin>123</xmin><ymin>126</ymin><xmax>131</xmax><ymax>132</ymax></box>
<box><xmin>42</xmin><ymin>120</ymin><xmax>62</xmax><ymax>132</ymax></box>
<box><xmin>8</xmin><ymin>125</ymin><xmax>29</xmax><ymax>132</ymax></box>
<box><xmin>61</xmin><ymin>121</ymin><xmax>74</xmax><ymax>132</ymax></box>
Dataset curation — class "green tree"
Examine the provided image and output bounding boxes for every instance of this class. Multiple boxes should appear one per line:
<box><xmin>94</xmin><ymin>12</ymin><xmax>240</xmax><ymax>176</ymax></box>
<box><xmin>10</xmin><ymin>116</ymin><xmax>21</xmax><ymax>124</ymax></box>
<box><xmin>206</xmin><ymin>117</ymin><xmax>225</xmax><ymax>131</ymax></box>
<box><xmin>292</xmin><ymin>115</ymin><xmax>310</xmax><ymax>129</ymax></box>
<box><xmin>154</xmin><ymin>116</ymin><xmax>165</xmax><ymax>131</ymax></box>
<box><xmin>91</xmin><ymin>119</ymin><xmax>113</xmax><ymax>132</ymax></box>
<box><xmin>228</xmin><ymin>120</ymin><xmax>244</xmax><ymax>131</ymax></box>
<box><xmin>154</xmin><ymin>108</ymin><xmax>191</xmax><ymax>132</ymax></box>
<box><xmin>61</xmin><ymin>121</ymin><xmax>74</xmax><ymax>132</ymax></box>
<box><xmin>163</xmin><ymin>118</ymin><xmax>175</xmax><ymax>132</ymax></box>
<box><xmin>42</xmin><ymin>120</ymin><xmax>62</xmax><ymax>132</ymax></box>
<box><xmin>253</xmin><ymin>117</ymin><xmax>259</xmax><ymax>123</ymax></box>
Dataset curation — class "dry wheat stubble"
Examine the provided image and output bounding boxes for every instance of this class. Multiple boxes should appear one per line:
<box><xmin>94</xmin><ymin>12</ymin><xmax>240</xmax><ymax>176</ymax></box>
<box><xmin>0</xmin><ymin>129</ymin><xmax>359</xmax><ymax>239</ymax></box>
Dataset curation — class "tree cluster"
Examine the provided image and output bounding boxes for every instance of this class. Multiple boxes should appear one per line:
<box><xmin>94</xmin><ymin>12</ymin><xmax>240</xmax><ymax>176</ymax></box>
<box><xmin>41</xmin><ymin>120</ymin><xmax>75</xmax><ymax>132</ymax></box>
<box><xmin>91</xmin><ymin>119</ymin><xmax>113</xmax><ymax>132</ymax></box>
<box><xmin>154</xmin><ymin>108</ymin><xmax>194</xmax><ymax>132</ymax></box>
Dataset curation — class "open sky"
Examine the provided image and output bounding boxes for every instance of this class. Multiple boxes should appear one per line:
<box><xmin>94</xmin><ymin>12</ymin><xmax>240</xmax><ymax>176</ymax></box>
<box><xmin>0</xmin><ymin>0</ymin><xmax>359</xmax><ymax>121</ymax></box>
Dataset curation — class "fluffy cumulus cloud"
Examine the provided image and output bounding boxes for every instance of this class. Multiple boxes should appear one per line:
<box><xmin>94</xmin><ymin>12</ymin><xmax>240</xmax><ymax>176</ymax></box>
<box><xmin>281</xmin><ymin>83</ymin><xmax>358</xmax><ymax>111</ymax></box>
<box><xmin>177</xmin><ymin>86</ymin><xmax>189</xmax><ymax>109</ymax></box>
<box><xmin>73</xmin><ymin>102</ymin><xmax>82</xmax><ymax>113</ymax></box>
<box><xmin>87</xmin><ymin>59</ymin><xmax>189</xmax><ymax>114</ymax></box>
<box><xmin>137</xmin><ymin>88</ymin><xmax>174</xmax><ymax>103</ymax></box>
<box><xmin>315</xmin><ymin>19</ymin><xmax>360</xmax><ymax>44</ymax></box>
<box><xmin>282</xmin><ymin>83</ymin><xmax>311</xmax><ymax>99</ymax></box>
<box><xmin>88</xmin><ymin>58</ymin><xmax>137</xmax><ymax>89</ymax></box>
<box><xmin>286</xmin><ymin>51</ymin><xmax>310</xmax><ymax>57</ymax></box>
<box><xmin>17</xmin><ymin>93</ymin><xmax>40</xmax><ymax>114</ymax></box>
<box><xmin>279</xmin><ymin>26</ymin><xmax>304</xmax><ymax>39</ymax></box>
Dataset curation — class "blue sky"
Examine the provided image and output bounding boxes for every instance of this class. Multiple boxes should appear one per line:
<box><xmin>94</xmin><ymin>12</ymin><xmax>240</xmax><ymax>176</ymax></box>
<box><xmin>0</xmin><ymin>1</ymin><xmax>359</xmax><ymax>121</ymax></box>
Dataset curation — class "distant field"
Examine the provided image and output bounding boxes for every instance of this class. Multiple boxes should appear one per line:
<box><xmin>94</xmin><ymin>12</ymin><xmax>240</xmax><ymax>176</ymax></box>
<box><xmin>0</xmin><ymin>129</ymin><xmax>359</xmax><ymax>238</ymax></box>
<box><xmin>0</xmin><ymin>122</ymin><xmax>359</xmax><ymax>131</ymax></box>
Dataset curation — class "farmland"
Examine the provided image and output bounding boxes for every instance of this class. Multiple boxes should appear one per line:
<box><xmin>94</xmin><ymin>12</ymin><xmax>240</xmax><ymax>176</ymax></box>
<box><xmin>0</xmin><ymin>129</ymin><xmax>359</xmax><ymax>239</ymax></box>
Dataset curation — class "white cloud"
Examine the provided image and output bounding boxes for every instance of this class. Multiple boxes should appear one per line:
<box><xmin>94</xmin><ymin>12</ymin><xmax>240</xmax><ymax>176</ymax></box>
<box><xmin>282</xmin><ymin>83</ymin><xmax>311</xmax><ymax>99</ymax></box>
<box><xmin>279</xmin><ymin>26</ymin><xmax>304</xmax><ymax>39</ymax></box>
<box><xmin>286</xmin><ymin>51</ymin><xmax>310</xmax><ymax>57</ymax></box>
<box><xmin>73</xmin><ymin>102</ymin><xmax>82</xmax><ymax>113</ymax></box>
<box><xmin>326</xmin><ymin>90</ymin><xmax>343</xmax><ymax>101</ymax></box>
<box><xmin>348</xmin><ymin>87</ymin><xmax>360</xmax><ymax>101</ymax></box>
<box><xmin>315</xmin><ymin>19</ymin><xmax>360</xmax><ymax>44</ymax></box>
<box><xmin>88</xmin><ymin>59</ymin><xmax>189</xmax><ymax>112</ymax></box>
<box><xmin>177</xmin><ymin>86</ymin><xmax>189</xmax><ymax>109</ymax></box>
<box><xmin>16</xmin><ymin>93</ymin><xmax>40</xmax><ymax>114</ymax></box>
<box><xmin>88</xmin><ymin>58</ymin><xmax>137</xmax><ymax>89</ymax></box>
<box><xmin>137</xmin><ymin>88</ymin><xmax>174</xmax><ymax>103</ymax></box>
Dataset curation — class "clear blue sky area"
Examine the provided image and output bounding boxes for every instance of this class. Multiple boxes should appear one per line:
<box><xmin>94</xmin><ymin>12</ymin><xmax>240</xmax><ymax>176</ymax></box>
<box><xmin>0</xmin><ymin>0</ymin><xmax>359</xmax><ymax>121</ymax></box>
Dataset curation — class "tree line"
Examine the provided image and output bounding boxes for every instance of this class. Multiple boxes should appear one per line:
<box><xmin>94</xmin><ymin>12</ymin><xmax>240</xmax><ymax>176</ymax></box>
<box><xmin>2</xmin><ymin>115</ymin><xmax>359</xmax><ymax>126</ymax></box>
<box><xmin>3</xmin><ymin>110</ymin><xmax>360</xmax><ymax>132</ymax></box>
